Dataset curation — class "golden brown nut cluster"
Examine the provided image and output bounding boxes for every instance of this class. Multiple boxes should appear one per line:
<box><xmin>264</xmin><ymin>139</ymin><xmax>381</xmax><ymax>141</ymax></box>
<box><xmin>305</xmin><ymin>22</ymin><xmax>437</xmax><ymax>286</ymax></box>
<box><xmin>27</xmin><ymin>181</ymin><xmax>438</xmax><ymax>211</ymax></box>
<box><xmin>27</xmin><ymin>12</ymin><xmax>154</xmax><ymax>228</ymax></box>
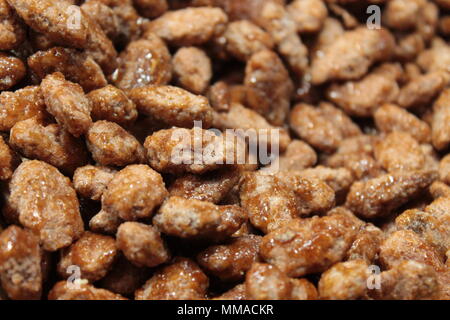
<box><xmin>0</xmin><ymin>0</ymin><xmax>449</xmax><ymax>301</ymax></box>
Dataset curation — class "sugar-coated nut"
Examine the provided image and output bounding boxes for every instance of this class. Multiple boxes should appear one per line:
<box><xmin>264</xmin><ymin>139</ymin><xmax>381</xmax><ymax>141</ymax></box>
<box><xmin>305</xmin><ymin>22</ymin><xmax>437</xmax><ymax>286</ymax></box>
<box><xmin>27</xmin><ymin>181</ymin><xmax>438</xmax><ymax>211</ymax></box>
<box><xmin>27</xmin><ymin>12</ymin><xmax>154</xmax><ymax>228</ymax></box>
<box><xmin>277</xmin><ymin>140</ymin><xmax>317</xmax><ymax>171</ymax></box>
<box><xmin>370</xmin><ymin>261</ymin><xmax>439</xmax><ymax>300</ymax></box>
<box><xmin>197</xmin><ymin>234</ymin><xmax>261</xmax><ymax>282</ymax></box>
<box><xmin>58</xmin><ymin>231</ymin><xmax>117</xmax><ymax>282</ymax></box>
<box><xmin>439</xmin><ymin>155</ymin><xmax>450</xmax><ymax>185</ymax></box>
<box><xmin>87</xmin><ymin>85</ymin><xmax>137</xmax><ymax>127</ymax></box>
<box><xmin>173</xmin><ymin>47</ymin><xmax>212</xmax><ymax>94</ymax></box>
<box><xmin>374</xmin><ymin>104</ymin><xmax>431</xmax><ymax>143</ymax></box>
<box><xmin>222</xmin><ymin>20</ymin><xmax>274</xmax><ymax>61</ymax></box>
<box><xmin>10</xmin><ymin>117</ymin><xmax>88</xmax><ymax>174</ymax></box>
<box><xmin>146</xmin><ymin>7</ymin><xmax>228</xmax><ymax>46</ymax></box>
<box><xmin>116</xmin><ymin>222</ymin><xmax>170</xmax><ymax>268</ymax></box>
<box><xmin>374</xmin><ymin>132</ymin><xmax>425</xmax><ymax>173</ymax></box>
<box><xmin>40</xmin><ymin>72</ymin><xmax>92</xmax><ymax>137</ymax></box>
<box><xmin>73</xmin><ymin>165</ymin><xmax>117</xmax><ymax>201</ymax></box>
<box><xmin>153</xmin><ymin>196</ymin><xmax>247</xmax><ymax>241</ymax></box>
<box><xmin>0</xmin><ymin>225</ymin><xmax>42</xmax><ymax>300</ymax></box>
<box><xmin>287</xmin><ymin>0</ymin><xmax>327</xmax><ymax>33</ymax></box>
<box><xmin>144</xmin><ymin>127</ymin><xmax>235</xmax><ymax>174</ymax></box>
<box><xmin>0</xmin><ymin>0</ymin><xmax>26</xmax><ymax>50</ymax></box>
<box><xmin>318</xmin><ymin>259</ymin><xmax>369</xmax><ymax>300</ymax></box>
<box><xmin>6</xmin><ymin>0</ymin><xmax>89</xmax><ymax>48</ymax></box>
<box><xmin>80</xmin><ymin>0</ymin><xmax>119</xmax><ymax>40</ymax></box>
<box><xmin>102</xmin><ymin>164</ymin><xmax>168</xmax><ymax>221</ymax></box>
<box><xmin>114</xmin><ymin>35</ymin><xmax>172</xmax><ymax>91</ymax></box>
<box><xmin>432</xmin><ymin>88</ymin><xmax>450</xmax><ymax>150</ymax></box>
<box><xmin>133</xmin><ymin>0</ymin><xmax>168</xmax><ymax>18</ymax></box>
<box><xmin>86</xmin><ymin>121</ymin><xmax>145</xmax><ymax>166</ymax></box>
<box><xmin>89</xmin><ymin>209</ymin><xmax>123</xmax><ymax>235</ymax></box>
<box><xmin>9</xmin><ymin>160</ymin><xmax>84</xmax><ymax>251</ymax></box>
<box><xmin>345</xmin><ymin>170</ymin><xmax>437</xmax><ymax>219</ymax></box>
<box><xmin>244</xmin><ymin>49</ymin><xmax>293</xmax><ymax>126</ymax></box>
<box><xmin>214</xmin><ymin>284</ymin><xmax>247</xmax><ymax>300</ymax></box>
<box><xmin>260</xmin><ymin>214</ymin><xmax>360</xmax><ymax>277</ymax></box>
<box><xmin>207</xmin><ymin>81</ymin><xmax>230</xmax><ymax>112</ymax></box>
<box><xmin>49</xmin><ymin>281</ymin><xmax>126</xmax><ymax>300</ymax></box>
<box><xmin>0</xmin><ymin>135</ymin><xmax>19</xmax><ymax>180</ymax></box>
<box><xmin>346</xmin><ymin>224</ymin><xmax>384</xmax><ymax>263</ymax></box>
<box><xmin>429</xmin><ymin>181</ymin><xmax>450</xmax><ymax>199</ymax></box>
<box><xmin>135</xmin><ymin>258</ymin><xmax>209</xmax><ymax>300</ymax></box>
<box><xmin>311</xmin><ymin>27</ymin><xmax>395</xmax><ymax>84</ymax></box>
<box><xmin>239</xmin><ymin>172</ymin><xmax>299</xmax><ymax>233</ymax></box>
<box><xmin>0</xmin><ymin>52</ymin><xmax>26</xmax><ymax>91</ymax></box>
<box><xmin>129</xmin><ymin>85</ymin><xmax>213</xmax><ymax>129</ymax></box>
<box><xmin>0</xmin><ymin>86</ymin><xmax>46</xmax><ymax>132</ymax></box>
<box><xmin>245</xmin><ymin>262</ymin><xmax>318</xmax><ymax>300</ymax></box>
<box><xmin>28</xmin><ymin>47</ymin><xmax>107</xmax><ymax>92</ymax></box>
<box><xmin>169</xmin><ymin>168</ymin><xmax>240</xmax><ymax>204</ymax></box>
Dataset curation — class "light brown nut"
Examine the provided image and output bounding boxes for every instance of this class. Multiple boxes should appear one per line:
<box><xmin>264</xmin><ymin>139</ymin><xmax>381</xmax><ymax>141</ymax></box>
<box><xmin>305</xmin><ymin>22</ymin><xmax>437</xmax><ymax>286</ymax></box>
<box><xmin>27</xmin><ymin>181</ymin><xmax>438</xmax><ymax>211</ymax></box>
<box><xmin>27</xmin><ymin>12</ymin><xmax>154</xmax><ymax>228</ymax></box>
<box><xmin>284</xmin><ymin>166</ymin><xmax>354</xmax><ymax>201</ymax></box>
<box><xmin>87</xmin><ymin>85</ymin><xmax>137</xmax><ymax>127</ymax></box>
<box><xmin>73</xmin><ymin>165</ymin><xmax>116</xmax><ymax>201</ymax></box>
<box><xmin>346</xmin><ymin>170</ymin><xmax>437</xmax><ymax>219</ymax></box>
<box><xmin>222</xmin><ymin>20</ymin><xmax>274</xmax><ymax>61</ymax></box>
<box><xmin>256</xmin><ymin>1</ymin><xmax>308</xmax><ymax>75</ymax></box>
<box><xmin>169</xmin><ymin>168</ymin><xmax>240</xmax><ymax>204</ymax></box>
<box><xmin>129</xmin><ymin>85</ymin><xmax>213</xmax><ymax>129</ymax></box>
<box><xmin>153</xmin><ymin>196</ymin><xmax>246</xmax><ymax>241</ymax></box>
<box><xmin>213</xmin><ymin>284</ymin><xmax>247</xmax><ymax>300</ymax></box>
<box><xmin>326</xmin><ymin>63</ymin><xmax>401</xmax><ymax>117</ymax></box>
<box><xmin>394</xmin><ymin>33</ymin><xmax>425</xmax><ymax>61</ymax></box>
<box><xmin>0</xmin><ymin>52</ymin><xmax>25</xmax><ymax>91</ymax></box>
<box><xmin>370</xmin><ymin>261</ymin><xmax>439</xmax><ymax>300</ymax></box>
<box><xmin>0</xmin><ymin>135</ymin><xmax>19</xmax><ymax>180</ymax></box>
<box><xmin>49</xmin><ymin>281</ymin><xmax>126</xmax><ymax>300</ymax></box>
<box><xmin>0</xmin><ymin>85</ymin><xmax>46</xmax><ymax>132</ymax></box>
<box><xmin>396</xmin><ymin>207</ymin><xmax>449</xmax><ymax>256</ymax></box>
<box><xmin>89</xmin><ymin>209</ymin><xmax>123</xmax><ymax>235</ymax></box>
<box><xmin>285</xmin><ymin>176</ymin><xmax>335</xmax><ymax>216</ymax></box>
<box><xmin>429</xmin><ymin>181</ymin><xmax>450</xmax><ymax>199</ymax></box>
<box><xmin>0</xmin><ymin>0</ymin><xmax>26</xmax><ymax>50</ymax></box>
<box><xmin>99</xmin><ymin>256</ymin><xmax>150</xmax><ymax>297</ymax></box>
<box><xmin>431</xmin><ymin>88</ymin><xmax>450</xmax><ymax>150</ymax></box>
<box><xmin>245</xmin><ymin>262</ymin><xmax>318</xmax><ymax>300</ymax></box>
<box><xmin>214</xmin><ymin>103</ymin><xmax>291</xmax><ymax>152</ymax></box>
<box><xmin>277</xmin><ymin>140</ymin><xmax>317</xmax><ymax>172</ymax></box>
<box><xmin>244</xmin><ymin>49</ymin><xmax>293</xmax><ymax>126</ymax></box>
<box><xmin>28</xmin><ymin>47</ymin><xmax>107</xmax><ymax>93</ymax></box>
<box><xmin>196</xmin><ymin>234</ymin><xmax>261</xmax><ymax>282</ymax></box>
<box><xmin>86</xmin><ymin>121</ymin><xmax>145</xmax><ymax>167</ymax></box>
<box><xmin>135</xmin><ymin>257</ymin><xmax>209</xmax><ymax>300</ymax></box>
<box><xmin>114</xmin><ymin>36</ymin><xmax>172</xmax><ymax>91</ymax></box>
<box><xmin>311</xmin><ymin>27</ymin><xmax>395</xmax><ymax>84</ymax></box>
<box><xmin>133</xmin><ymin>0</ymin><xmax>168</xmax><ymax>18</ymax></box>
<box><xmin>439</xmin><ymin>155</ymin><xmax>450</xmax><ymax>185</ymax></box>
<box><xmin>397</xmin><ymin>71</ymin><xmax>449</xmax><ymax>109</ymax></box>
<box><xmin>40</xmin><ymin>72</ymin><xmax>92</xmax><ymax>137</ymax></box>
<box><xmin>146</xmin><ymin>7</ymin><xmax>228</xmax><ymax>46</ymax></box>
<box><xmin>374</xmin><ymin>104</ymin><xmax>431</xmax><ymax>143</ymax></box>
<box><xmin>116</xmin><ymin>222</ymin><xmax>170</xmax><ymax>268</ymax></box>
<box><xmin>287</xmin><ymin>0</ymin><xmax>327</xmax><ymax>33</ymax></box>
<box><xmin>417</xmin><ymin>40</ymin><xmax>450</xmax><ymax>73</ymax></box>
<box><xmin>58</xmin><ymin>231</ymin><xmax>117</xmax><ymax>282</ymax></box>
<box><xmin>346</xmin><ymin>224</ymin><xmax>384</xmax><ymax>263</ymax></box>
<box><xmin>318</xmin><ymin>259</ymin><xmax>369</xmax><ymax>300</ymax></box>
<box><xmin>422</xmin><ymin>196</ymin><xmax>450</xmax><ymax>251</ymax></box>
<box><xmin>102</xmin><ymin>164</ymin><xmax>168</xmax><ymax>221</ymax></box>
<box><xmin>383</xmin><ymin>0</ymin><xmax>426</xmax><ymax>30</ymax></box>
<box><xmin>260</xmin><ymin>214</ymin><xmax>359</xmax><ymax>277</ymax></box>
<box><xmin>0</xmin><ymin>225</ymin><xmax>42</xmax><ymax>300</ymax></box>
<box><xmin>325</xmin><ymin>135</ymin><xmax>383</xmax><ymax>181</ymax></box>
<box><xmin>207</xmin><ymin>81</ymin><xmax>230</xmax><ymax>112</ymax></box>
<box><xmin>380</xmin><ymin>230</ymin><xmax>446</xmax><ymax>272</ymax></box>
<box><xmin>144</xmin><ymin>127</ymin><xmax>234</xmax><ymax>174</ymax></box>
<box><xmin>239</xmin><ymin>172</ymin><xmax>299</xmax><ymax>233</ymax></box>
<box><xmin>374</xmin><ymin>132</ymin><xmax>425</xmax><ymax>173</ymax></box>
<box><xmin>6</xmin><ymin>0</ymin><xmax>89</xmax><ymax>48</ymax></box>
<box><xmin>173</xmin><ymin>47</ymin><xmax>211</xmax><ymax>94</ymax></box>
<box><xmin>9</xmin><ymin>160</ymin><xmax>84</xmax><ymax>251</ymax></box>
<box><xmin>80</xmin><ymin>0</ymin><xmax>119</xmax><ymax>40</ymax></box>
<box><xmin>82</xmin><ymin>11</ymin><xmax>118</xmax><ymax>75</ymax></box>
<box><xmin>9</xmin><ymin>117</ymin><xmax>88</xmax><ymax>174</ymax></box>
<box><xmin>318</xmin><ymin>102</ymin><xmax>362</xmax><ymax>138</ymax></box>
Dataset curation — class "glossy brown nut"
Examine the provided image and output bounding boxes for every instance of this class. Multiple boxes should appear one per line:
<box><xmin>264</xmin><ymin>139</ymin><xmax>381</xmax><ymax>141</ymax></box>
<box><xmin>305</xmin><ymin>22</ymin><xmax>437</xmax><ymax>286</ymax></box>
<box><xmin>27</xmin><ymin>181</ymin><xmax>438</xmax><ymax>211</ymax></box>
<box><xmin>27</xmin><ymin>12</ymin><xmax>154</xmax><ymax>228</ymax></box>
<box><xmin>173</xmin><ymin>47</ymin><xmax>212</xmax><ymax>94</ymax></box>
<box><xmin>73</xmin><ymin>165</ymin><xmax>117</xmax><ymax>201</ymax></box>
<box><xmin>0</xmin><ymin>135</ymin><xmax>19</xmax><ymax>180</ymax></box>
<box><xmin>0</xmin><ymin>52</ymin><xmax>26</xmax><ymax>91</ymax></box>
<box><xmin>49</xmin><ymin>281</ymin><xmax>126</xmax><ymax>300</ymax></box>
